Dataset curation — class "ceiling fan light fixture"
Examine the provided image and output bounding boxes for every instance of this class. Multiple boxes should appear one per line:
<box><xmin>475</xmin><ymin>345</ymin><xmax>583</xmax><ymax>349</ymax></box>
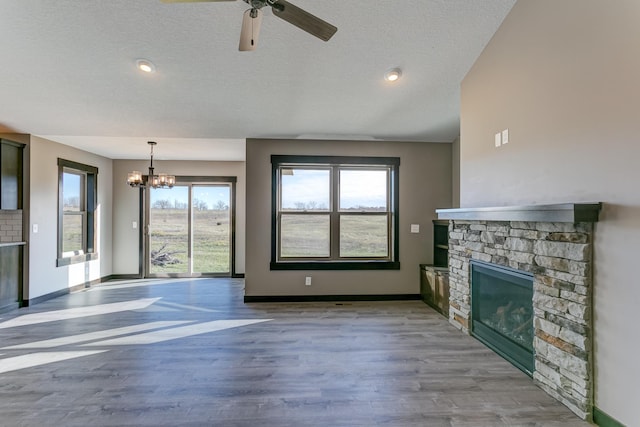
<box><xmin>136</xmin><ymin>59</ymin><xmax>156</xmax><ymax>73</ymax></box>
<box><xmin>384</xmin><ymin>68</ymin><xmax>402</xmax><ymax>82</ymax></box>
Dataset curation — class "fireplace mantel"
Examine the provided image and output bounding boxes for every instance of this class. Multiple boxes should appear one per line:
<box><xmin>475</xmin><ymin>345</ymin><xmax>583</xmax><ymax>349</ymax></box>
<box><xmin>436</xmin><ymin>203</ymin><xmax>601</xmax><ymax>223</ymax></box>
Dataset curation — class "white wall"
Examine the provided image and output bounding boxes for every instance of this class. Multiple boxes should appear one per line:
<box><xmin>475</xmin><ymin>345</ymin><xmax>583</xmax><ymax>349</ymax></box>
<box><xmin>112</xmin><ymin>159</ymin><xmax>246</xmax><ymax>275</ymax></box>
<box><xmin>28</xmin><ymin>136</ymin><xmax>113</xmax><ymax>299</ymax></box>
<box><xmin>460</xmin><ymin>1</ymin><xmax>640</xmax><ymax>424</ymax></box>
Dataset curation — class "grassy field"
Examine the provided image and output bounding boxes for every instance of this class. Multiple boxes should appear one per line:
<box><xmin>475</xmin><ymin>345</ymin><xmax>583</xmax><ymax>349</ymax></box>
<box><xmin>62</xmin><ymin>215</ymin><xmax>83</xmax><ymax>254</ymax></box>
<box><xmin>280</xmin><ymin>214</ymin><xmax>388</xmax><ymax>258</ymax></box>
<box><xmin>339</xmin><ymin>215</ymin><xmax>388</xmax><ymax>257</ymax></box>
<box><xmin>65</xmin><ymin>209</ymin><xmax>387</xmax><ymax>272</ymax></box>
<box><xmin>63</xmin><ymin>208</ymin><xmax>231</xmax><ymax>274</ymax></box>
<box><xmin>149</xmin><ymin>208</ymin><xmax>230</xmax><ymax>274</ymax></box>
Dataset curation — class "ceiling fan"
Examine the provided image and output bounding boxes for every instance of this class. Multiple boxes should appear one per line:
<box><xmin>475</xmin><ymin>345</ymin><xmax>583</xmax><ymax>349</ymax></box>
<box><xmin>160</xmin><ymin>0</ymin><xmax>338</xmax><ymax>51</ymax></box>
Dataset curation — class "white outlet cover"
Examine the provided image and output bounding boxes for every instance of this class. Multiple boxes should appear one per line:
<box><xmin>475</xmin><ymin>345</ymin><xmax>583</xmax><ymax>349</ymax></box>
<box><xmin>494</xmin><ymin>132</ymin><xmax>501</xmax><ymax>147</ymax></box>
<box><xmin>32</xmin><ymin>224</ymin><xmax>38</xmax><ymax>233</ymax></box>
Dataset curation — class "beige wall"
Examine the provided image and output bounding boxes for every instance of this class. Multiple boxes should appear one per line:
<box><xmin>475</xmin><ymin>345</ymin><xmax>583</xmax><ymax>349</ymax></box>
<box><xmin>112</xmin><ymin>159</ymin><xmax>246</xmax><ymax>275</ymax></box>
<box><xmin>27</xmin><ymin>136</ymin><xmax>113</xmax><ymax>299</ymax></box>
<box><xmin>460</xmin><ymin>1</ymin><xmax>639</xmax><ymax>424</ymax></box>
<box><xmin>245</xmin><ymin>138</ymin><xmax>452</xmax><ymax>297</ymax></box>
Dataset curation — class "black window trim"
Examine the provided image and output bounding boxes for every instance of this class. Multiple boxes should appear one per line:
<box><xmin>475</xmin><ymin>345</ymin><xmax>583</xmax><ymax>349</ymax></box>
<box><xmin>270</xmin><ymin>155</ymin><xmax>400</xmax><ymax>271</ymax></box>
<box><xmin>57</xmin><ymin>158</ymin><xmax>99</xmax><ymax>267</ymax></box>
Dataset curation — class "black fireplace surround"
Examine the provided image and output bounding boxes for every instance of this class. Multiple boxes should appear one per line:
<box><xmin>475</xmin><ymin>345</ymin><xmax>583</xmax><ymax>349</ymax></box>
<box><xmin>471</xmin><ymin>260</ymin><xmax>534</xmax><ymax>375</ymax></box>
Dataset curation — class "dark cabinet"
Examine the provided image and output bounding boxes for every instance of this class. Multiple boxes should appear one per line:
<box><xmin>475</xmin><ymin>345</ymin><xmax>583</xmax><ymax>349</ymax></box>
<box><xmin>0</xmin><ymin>245</ymin><xmax>22</xmax><ymax>312</ymax></box>
<box><xmin>0</xmin><ymin>139</ymin><xmax>25</xmax><ymax>311</ymax></box>
<box><xmin>419</xmin><ymin>220</ymin><xmax>450</xmax><ymax>317</ymax></box>
<box><xmin>0</xmin><ymin>140</ymin><xmax>24</xmax><ymax>210</ymax></box>
<box><xmin>433</xmin><ymin>220</ymin><xmax>448</xmax><ymax>267</ymax></box>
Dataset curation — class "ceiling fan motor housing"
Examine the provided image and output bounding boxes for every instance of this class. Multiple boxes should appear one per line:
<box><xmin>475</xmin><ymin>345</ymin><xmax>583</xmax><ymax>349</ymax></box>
<box><xmin>243</xmin><ymin>0</ymin><xmax>284</xmax><ymax>11</ymax></box>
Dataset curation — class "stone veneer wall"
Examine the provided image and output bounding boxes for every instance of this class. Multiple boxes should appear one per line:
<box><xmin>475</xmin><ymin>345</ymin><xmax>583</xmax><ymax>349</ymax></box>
<box><xmin>0</xmin><ymin>210</ymin><xmax>23</xmax><ymax>243</ymax></box>
<box><xmin>447</xmin><ymin>220</ymin><xmax>593</xmax><ymax>420</ymax></box>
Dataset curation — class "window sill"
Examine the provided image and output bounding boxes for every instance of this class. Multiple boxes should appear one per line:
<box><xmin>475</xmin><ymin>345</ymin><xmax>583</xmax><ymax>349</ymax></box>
<box><xmin>270</xmin><ymin>261</ymin><xmax>400</xmax><ymax>271</ymax></box>
<box><xmin>57</xmin><ymin>252</ymin><xmax>99</xmax><ymax>267</ymax></box>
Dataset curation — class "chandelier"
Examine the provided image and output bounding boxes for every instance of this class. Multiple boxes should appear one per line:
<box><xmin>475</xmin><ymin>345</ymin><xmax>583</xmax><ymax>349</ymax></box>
<box><xmin>127</xmin><ymin>141</ymin><xmax>175</xmax><ymax>189</ymax></box>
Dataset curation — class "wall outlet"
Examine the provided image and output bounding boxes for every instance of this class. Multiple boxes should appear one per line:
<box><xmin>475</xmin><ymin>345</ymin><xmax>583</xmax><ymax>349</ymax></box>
<box><xmin>305</xmin><ymin>276</ymin><xmax>312</xmax><ymax>286</ymax></box>
<box><xmin>32</xmin><ymin>224</ymin><xmax>38</xmax><ymax>233</ymax></box>
<box><xmin>132</xmin><ymin>221</ymin><xmax>137</xmax><ymax>229</ymax></box>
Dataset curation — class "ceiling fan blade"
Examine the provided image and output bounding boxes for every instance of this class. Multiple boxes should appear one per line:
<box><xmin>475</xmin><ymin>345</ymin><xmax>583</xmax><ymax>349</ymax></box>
<box><xmin>160</xmin><ymin>0</ymin><xmax>235</xmax><ymax>3</ymax></box>
<box><xmin>239</xmin><ymin>8</ymin><xmax>263</xmax><ymax>51</ymax></box>
<box><xmin>271</xmin><ymin>0</ymin><xmax>337</xmax><ymax>42</ymax></box>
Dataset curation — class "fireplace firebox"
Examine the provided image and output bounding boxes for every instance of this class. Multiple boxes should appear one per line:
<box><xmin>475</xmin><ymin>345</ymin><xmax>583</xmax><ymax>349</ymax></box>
<box><xmin>471</xmin><ymin>260</ymin><xmax>534</xmax><ymax>375</ymax></box>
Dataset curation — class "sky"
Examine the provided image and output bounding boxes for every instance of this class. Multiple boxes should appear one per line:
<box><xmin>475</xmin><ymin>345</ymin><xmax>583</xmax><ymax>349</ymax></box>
<box><xmin>150</xmin><ymin>185</ymin><xmax>230</xmax><ymax>209</ymax></box>
<box><xmin>281</xmin><ymin>168</ymin><xmax>388</xmax><ymax>210</ymax></box>
<box><xmin>62</xmin><ymin>172</ymin><xmax>81</xmax><ymax>208</ymax></box>
<box><xmin>64</xmin><ymin>169</ymin><xmax>385</xmax><ymax>211</ymax></box>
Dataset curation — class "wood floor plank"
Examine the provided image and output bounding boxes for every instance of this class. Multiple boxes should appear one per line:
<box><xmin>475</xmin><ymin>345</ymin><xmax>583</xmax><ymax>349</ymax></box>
<box><xmin>0</xmin><ymin>278</ymin><xmax>591</xmax><ymax>426</ymax></box>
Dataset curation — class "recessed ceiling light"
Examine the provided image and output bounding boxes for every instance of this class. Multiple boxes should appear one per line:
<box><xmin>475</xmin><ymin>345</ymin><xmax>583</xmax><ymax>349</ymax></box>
<box><xmin>384</xmin><ymin>68</ymin><xmax>402</xmax><ymax>82</ymax></box>
<box><xmin>136</xmin><ymin>59</ymin><xmax>156</xmax><ymax>73</ymax></box>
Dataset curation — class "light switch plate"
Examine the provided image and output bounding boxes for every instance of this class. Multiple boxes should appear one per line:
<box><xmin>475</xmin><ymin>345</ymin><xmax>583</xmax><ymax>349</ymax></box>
<box><xmin>502</xmin><ymin>128</ymin><xmax>509</xmax><ymax>144</ymax></box>
<box><xmin>495</xmin><ymin>132</ymin><xmax>502</xmax><ymax>147</ymax></box>
<box><xmin>410</xmin><ymin>224</ymin><xmax>420</xmax><ymax>233</ymax></box>
<box><xmin>32</xmin><ymin>224</ymin><xmax>38</xmax><ymax>233</ymax></box>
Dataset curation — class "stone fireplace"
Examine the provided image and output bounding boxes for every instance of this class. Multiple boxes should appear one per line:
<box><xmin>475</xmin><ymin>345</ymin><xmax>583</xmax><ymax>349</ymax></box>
<box><xmin>436</xmin><ymin>203</ymin><xmax>601</xmax><ymax>421</ymax></box>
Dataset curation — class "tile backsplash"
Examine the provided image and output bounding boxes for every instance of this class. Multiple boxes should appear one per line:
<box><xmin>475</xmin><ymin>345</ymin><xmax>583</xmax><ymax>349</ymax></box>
<box><xmin>0</xmin><ymin>210</ymin><xmax>23</xmax><ymax>243</ymax></box>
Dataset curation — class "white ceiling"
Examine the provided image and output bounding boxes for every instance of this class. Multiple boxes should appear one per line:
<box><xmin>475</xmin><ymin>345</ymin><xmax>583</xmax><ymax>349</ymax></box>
<box><xmin>0</xmin><ymin>0</ymin><xmax>515</xmax><ymax>161</ymax></box>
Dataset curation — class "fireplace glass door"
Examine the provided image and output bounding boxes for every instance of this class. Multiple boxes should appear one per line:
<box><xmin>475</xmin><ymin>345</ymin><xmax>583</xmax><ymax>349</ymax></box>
<box><xmin>471</xmin><ymin>261</ymin><xmax>534</xmax><ymax>375</ymax></box>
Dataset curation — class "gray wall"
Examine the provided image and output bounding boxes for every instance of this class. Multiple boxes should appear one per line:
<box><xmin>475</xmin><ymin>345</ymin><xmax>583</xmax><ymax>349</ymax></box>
<box><xmin>245</xmin><ymin>138</ymin><xmax>452</xmax><ymax>297</ymax></box>
<box><xmin>112</xmin><ymin>159</ymin><xmax>246</xmax><ymax>275</ymax></box>
<box><xmin>460</xmin><ymin>1</ymin><xmax>639</xmax><ymax>424</ymax></box>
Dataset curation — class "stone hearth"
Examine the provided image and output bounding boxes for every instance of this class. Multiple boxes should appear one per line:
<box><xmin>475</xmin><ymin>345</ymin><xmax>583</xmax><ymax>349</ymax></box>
<box><xmin>436</xmin><ymin>204</ymin><xmax>600</xmax><ymax>421</ymax></box>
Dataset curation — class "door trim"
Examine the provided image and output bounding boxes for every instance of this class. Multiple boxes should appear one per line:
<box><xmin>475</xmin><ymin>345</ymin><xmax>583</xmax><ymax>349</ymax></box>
<box><xmin>139</xmin><ymin>176</ymin><xmax>237</xmax><ymax>278</ymax></box>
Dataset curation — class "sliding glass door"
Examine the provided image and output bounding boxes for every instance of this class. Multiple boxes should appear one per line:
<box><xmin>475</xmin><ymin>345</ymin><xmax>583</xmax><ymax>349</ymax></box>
<box><xmin>146</xmin><ymin>179</ymin><xmax>233</xmax><ymax>277</ymax></box>
<box><xmin>192</xmin><ymin>185</ymin><xmax>231</xmax><ymax>274</ymax></box>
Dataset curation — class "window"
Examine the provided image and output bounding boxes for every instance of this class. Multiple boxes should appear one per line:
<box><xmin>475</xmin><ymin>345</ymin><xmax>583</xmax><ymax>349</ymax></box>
<box><xmin>271</xmin><ymin>155</ymin><xmax>399</xmax><ymax>270</ymax></box>
<box><xmin>57</xmin><ymin>159</ymin><xmax>98</xmax><ymax>266</ymax></box>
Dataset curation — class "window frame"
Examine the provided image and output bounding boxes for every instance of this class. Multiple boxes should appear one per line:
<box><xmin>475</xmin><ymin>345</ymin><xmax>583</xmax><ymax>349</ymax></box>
<box><xmin>271</xmin><ymin>155</ymin><xmax>400</xmax><ymax>270</ymax></box>
<box><xmin>57</xmin><ymin>158</ymin><xmax>99</xmax><ymax>267</ymax></box>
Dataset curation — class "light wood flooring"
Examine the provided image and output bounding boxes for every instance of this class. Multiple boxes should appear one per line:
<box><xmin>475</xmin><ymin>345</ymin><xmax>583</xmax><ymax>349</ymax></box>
<box><xmin>0</xmin><ymin>278</ymin><xmax>592</xmax><ymax>426</ymax></box>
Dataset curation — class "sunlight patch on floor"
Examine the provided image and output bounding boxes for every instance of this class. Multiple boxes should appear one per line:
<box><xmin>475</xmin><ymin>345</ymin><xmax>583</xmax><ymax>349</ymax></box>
<box><xmin>157</xmin><ymin>301</ymin><xmax>218</xmax><ymax>313</ymax></box>
<box><xmin>0</xmin><ymin>351</ymin><xmax>107</xmax><ymax>374</ymax></box>
<box><xmin>0</xmin><ymin>298</ymin><xmax>161</xmax><ymax>329</ymax></box>
<box><xmin>1</xmin><ymin>321</ymin><xmax>193</xmax><ymax>350</ymax></box>
<box><xmin>89</xmin><ymin>278</ymin><xmax>207</xmax><ymax>292</ymax></box>
<box><xmin>82</xmin><ymin>319</ymin><xmax>272</xmax><ymax>346</ymax></box>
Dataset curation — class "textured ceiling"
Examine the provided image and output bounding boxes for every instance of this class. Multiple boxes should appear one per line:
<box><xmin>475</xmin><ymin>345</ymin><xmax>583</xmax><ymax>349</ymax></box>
<box><xmin>0</xmin><ymin>0</ymin><xmax>515</xmax><ymax>160</ymax></box>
